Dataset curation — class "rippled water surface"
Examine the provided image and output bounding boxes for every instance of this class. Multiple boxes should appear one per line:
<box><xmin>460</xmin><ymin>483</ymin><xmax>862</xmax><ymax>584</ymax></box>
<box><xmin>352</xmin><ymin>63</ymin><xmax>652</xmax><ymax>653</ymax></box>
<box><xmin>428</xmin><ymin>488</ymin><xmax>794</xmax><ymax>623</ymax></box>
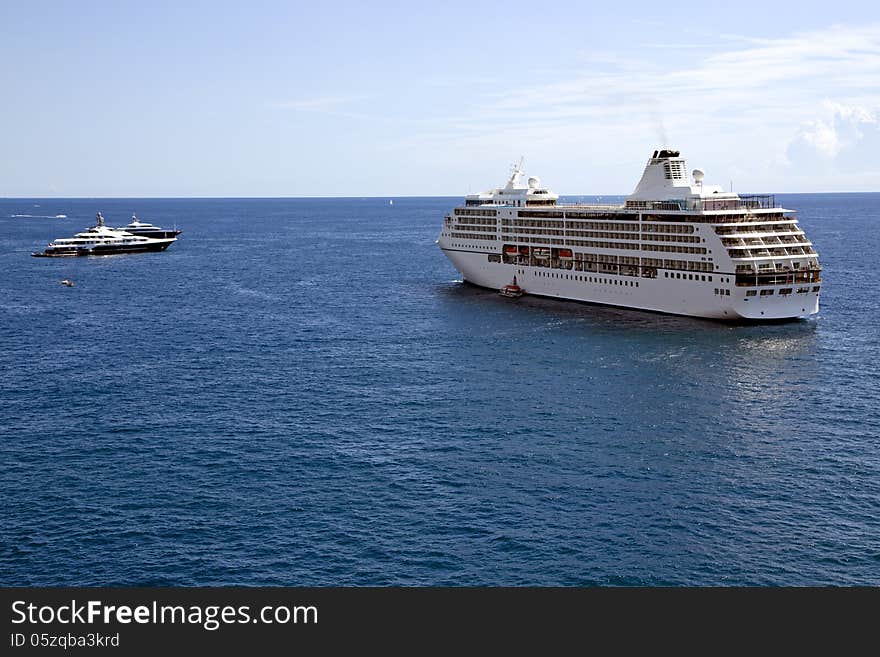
<box><xmin>1</xmin><ymin>194</ymin><xmax>878</xmax><ymax>585</ymax></box>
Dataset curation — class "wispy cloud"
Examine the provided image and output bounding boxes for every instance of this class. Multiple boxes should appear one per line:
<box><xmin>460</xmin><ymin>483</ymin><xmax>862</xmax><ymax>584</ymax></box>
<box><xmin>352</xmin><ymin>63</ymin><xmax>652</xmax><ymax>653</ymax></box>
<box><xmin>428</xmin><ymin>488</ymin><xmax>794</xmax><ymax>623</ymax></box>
<box><xmin>269</xmin><ymin>96</ymin><xmax>363</xmax><ymax>111</ymax></box>
<box><xmin>393</xmin><ymin>23</ymin><xmax>880</xmax><ymax>190</ymax></box>
<box><xmin>465</xmin><ymin>23</ymin><xmax>880</xmax><ymax>126</ymax></box>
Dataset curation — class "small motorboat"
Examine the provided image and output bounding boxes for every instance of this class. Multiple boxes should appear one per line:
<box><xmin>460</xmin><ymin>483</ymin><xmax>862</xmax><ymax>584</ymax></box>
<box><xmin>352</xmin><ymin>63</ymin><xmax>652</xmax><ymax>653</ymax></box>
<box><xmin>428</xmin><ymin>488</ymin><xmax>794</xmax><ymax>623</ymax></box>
<box><xmin>61</xmin><ymin>279</ymin><xmax>74</xmax><ymax>287</ymax></box>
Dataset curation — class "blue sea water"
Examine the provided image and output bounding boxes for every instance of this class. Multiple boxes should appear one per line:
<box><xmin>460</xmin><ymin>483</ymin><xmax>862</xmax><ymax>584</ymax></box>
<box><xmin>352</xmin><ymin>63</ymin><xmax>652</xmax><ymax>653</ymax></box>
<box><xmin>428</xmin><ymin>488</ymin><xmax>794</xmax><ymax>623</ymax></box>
<box><xmin>0</xmin><ymin>194</ymin><xmax>878</xmax><ymax>586</ymax></box>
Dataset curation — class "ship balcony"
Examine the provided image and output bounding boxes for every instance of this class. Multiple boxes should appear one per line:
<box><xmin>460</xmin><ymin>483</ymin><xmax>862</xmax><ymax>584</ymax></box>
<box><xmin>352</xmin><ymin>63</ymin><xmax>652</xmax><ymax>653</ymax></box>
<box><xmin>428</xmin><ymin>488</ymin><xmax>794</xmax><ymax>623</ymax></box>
<box><xmin>735</xmin><ymin>270</ymin><xmax>821</xmax><ymax>286</ymax></box>
<box><xmin>717</xmin><ymin>229</ymin><xmax>803</xmax><ymax>239</ymax></box>
<box><xmin>713</xmin><ymin>223</ymin><xmax>801</xmax><ymax>237</ymax></box>
<box><xmin>725</xmin><ymin>240</ymin><xmax>812</xmax><ymax>250</ymax></box>
<box><xmin>728</xmin><ymin>245</ymin><xmax>815</xmax><ymax>259</ymax></box>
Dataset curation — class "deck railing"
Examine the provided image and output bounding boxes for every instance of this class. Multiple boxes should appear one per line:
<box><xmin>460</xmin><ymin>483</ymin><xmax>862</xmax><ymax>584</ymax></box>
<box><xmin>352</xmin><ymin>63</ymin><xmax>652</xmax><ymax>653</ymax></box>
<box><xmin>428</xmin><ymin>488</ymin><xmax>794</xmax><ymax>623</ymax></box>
<box><xmin>694</xmin><ymin>195</ymin><xmax>777</xmax><ymax>211</ymax></box>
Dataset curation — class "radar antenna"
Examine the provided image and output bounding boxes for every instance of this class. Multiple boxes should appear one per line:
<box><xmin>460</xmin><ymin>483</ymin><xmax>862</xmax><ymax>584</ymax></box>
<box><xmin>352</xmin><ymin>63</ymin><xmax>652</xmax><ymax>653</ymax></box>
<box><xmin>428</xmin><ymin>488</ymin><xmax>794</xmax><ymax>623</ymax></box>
<box><xmin>506</xmin><ymin>156</ymin><xmax>525</xmax><ymax>189</ymax></box>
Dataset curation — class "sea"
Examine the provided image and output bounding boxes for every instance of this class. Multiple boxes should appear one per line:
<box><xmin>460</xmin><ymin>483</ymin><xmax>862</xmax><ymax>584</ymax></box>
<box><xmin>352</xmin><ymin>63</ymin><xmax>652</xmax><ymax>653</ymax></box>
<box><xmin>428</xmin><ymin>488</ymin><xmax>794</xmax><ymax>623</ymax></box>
<box><xmin>1</xmin><ymin>194</ymin><xmax>878</xmax><ymax>586</ymax></box>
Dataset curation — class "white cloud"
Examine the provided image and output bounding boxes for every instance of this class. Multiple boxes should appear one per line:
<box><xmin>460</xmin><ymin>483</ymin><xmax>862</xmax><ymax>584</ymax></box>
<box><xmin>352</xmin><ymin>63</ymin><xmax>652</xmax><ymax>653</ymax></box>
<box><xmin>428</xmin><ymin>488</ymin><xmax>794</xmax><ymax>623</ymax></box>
<box><xmin>791</xmin><ymin>118</ymin><xmax>843</xmax><ymax>159</ymax></box>
<box><xmin>786</xmin><ymin>102</ymin><xmax>879</xmax><ymax>172</ymax></box>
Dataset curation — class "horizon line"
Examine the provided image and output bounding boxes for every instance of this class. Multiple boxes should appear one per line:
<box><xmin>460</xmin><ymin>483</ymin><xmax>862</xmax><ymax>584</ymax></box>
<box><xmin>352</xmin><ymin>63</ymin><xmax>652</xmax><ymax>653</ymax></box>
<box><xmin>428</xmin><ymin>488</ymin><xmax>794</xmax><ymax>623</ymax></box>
<box><xmin>3</xmin><ymin>190</ymin><xmax>879</xmax><ymax>200</ymax></box>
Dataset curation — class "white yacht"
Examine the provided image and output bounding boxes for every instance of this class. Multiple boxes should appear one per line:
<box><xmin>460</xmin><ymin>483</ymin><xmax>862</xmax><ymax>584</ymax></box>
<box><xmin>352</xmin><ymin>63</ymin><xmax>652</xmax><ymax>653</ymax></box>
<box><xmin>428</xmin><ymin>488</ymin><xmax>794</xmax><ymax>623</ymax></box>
<box><xmin>115</xmin><ymin>213</ymin><xmax>182</xmax><ymax>240</ymax></box>
<box><xmin>437</xmin><ymin>150</ymin><xmax>821</xmax><ymax>321</ymax></box>
<box><xmin>32</xmin><ymin>212</ymin><xmax>178</xmax><ymax>257</ymax></box>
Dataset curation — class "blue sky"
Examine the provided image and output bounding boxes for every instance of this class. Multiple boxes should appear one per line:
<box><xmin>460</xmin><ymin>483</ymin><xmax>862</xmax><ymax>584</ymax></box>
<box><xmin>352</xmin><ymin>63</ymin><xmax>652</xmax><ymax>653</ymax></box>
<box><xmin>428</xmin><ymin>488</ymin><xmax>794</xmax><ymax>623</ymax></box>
<box><xmin>2</xmin><ymin>0</ymin><xmax>880</xmax><ymax>196</ymax></box>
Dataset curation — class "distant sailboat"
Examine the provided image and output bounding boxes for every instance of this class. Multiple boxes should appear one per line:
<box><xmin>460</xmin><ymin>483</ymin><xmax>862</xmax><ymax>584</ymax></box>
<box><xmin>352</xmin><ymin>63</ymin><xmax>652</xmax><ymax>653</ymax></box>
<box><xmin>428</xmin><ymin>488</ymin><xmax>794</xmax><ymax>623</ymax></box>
<box><xmin>389</xmin><ymin>199</ymin><xmax>393</xmax><ymax>205</ymax></box>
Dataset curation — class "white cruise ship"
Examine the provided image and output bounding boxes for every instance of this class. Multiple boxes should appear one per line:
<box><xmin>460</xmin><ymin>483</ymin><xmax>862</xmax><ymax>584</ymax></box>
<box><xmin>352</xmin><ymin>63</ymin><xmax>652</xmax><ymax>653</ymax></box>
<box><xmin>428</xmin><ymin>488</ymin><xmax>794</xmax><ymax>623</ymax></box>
<box><xmin>437</xmin><ymin>150</ymin><xmax>821</xmax><ymax>320</ymax></box>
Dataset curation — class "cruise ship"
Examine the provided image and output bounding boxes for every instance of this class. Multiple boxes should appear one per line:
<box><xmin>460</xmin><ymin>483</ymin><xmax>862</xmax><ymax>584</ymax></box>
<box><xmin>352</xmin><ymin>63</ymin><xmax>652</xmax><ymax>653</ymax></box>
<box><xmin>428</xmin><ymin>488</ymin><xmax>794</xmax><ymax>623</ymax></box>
<box><xmin>437</xmin><ymin>150</ymin><xmax>821</xmax><ymax>320</ymax></box>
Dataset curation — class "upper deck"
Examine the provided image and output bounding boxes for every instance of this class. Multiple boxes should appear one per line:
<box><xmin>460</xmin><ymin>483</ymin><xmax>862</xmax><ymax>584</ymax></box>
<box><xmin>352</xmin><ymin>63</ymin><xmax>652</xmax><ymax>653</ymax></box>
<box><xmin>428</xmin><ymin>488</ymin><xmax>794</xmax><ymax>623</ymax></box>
<box><xmin>457</xmin><ymin>150</ymin><xmax>792</xmax><ymax>223</ymax></box>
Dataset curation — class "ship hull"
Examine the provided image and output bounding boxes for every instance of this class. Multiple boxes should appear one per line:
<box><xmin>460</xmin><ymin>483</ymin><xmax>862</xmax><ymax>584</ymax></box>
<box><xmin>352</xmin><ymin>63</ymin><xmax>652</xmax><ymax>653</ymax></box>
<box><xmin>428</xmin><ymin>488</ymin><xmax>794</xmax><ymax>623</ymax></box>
<box><xmin>441</xmin><ymin>247</ymin><xmax>819</xmax><ymax>322</ymax></box>
<box><xmin>32</xmin><ymin>240</ymin><xmax>175</xmax><ymax>257</ymax></box>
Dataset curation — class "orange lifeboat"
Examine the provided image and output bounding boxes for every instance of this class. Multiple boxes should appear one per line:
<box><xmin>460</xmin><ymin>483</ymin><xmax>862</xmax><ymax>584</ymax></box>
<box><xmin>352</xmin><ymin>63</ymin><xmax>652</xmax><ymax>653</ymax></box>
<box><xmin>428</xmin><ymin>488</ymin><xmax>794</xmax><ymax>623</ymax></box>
<box><xmin>558</xmin><ymin>249</ymin><xmax>573</xmax><ymax>260</ymax></box>
<box><xmin>499</xmin><ymin>276</ymin><xmax>524</xmax><ymax>298</ymax></box>
<box><xmin>519</xmin><ymin>246</ymin><xmax>530</xmax><ymax>256</ymax></box>
<box><xmin>504</xmin><ymin>245</ymin><xmax>518</xmax><ymax>256</ymax></box>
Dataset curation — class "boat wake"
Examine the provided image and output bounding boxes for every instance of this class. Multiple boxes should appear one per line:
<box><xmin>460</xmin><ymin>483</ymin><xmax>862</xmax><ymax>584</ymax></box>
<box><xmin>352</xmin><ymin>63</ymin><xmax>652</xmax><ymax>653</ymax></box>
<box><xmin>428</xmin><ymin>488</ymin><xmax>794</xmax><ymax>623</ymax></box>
<box><xmin>228</xmin><ymin>283</ymin><xmax>280</xmax><ymax>302</ymax></box>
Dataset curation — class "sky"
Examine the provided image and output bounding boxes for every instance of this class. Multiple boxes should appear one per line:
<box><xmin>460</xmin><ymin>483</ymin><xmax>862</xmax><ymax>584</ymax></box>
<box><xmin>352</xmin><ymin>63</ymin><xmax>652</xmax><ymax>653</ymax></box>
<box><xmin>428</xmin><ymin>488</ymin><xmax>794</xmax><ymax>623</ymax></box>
<box><xmin>2</xmin><ymin>0</ymin><xmax>880</xmax><ymax>197</ymax></box>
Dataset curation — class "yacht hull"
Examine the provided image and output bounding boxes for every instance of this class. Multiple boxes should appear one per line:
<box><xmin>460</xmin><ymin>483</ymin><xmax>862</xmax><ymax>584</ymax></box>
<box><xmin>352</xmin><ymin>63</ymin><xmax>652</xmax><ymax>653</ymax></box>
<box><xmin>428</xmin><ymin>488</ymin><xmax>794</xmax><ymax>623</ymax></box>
<box><xmin>32</xmin><ymin>240</ymin><xmax>175</xmax><ymax>257</ymax></box>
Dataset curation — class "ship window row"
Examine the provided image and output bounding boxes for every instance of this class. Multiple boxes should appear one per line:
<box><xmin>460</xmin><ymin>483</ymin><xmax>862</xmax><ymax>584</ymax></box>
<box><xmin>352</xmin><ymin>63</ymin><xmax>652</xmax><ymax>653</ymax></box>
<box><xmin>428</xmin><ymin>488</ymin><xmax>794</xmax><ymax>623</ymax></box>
<box><xmin>722</xmin><ymin>236</ymin><xmax>808</xmax><ymax>247</ymax></box>
<box><xmin>642</xmin><ymin>244</ymin><xmax>707</xmax><ymax>254</ymax></box>
<box><xmin>447</xmin><ymin>242</ymin><xmax>493</xmax><ymax>250</ymax></box>
<box><xmin>452</xmin><ymin>225</ymin><xmax>496</xmax><ymax>234</ymax></box>
<box><xmin>714</xmin><ymin>223</ymin><xmax>798</xmax><ymax>236</ymax></box>
<box><xmin>641</xmin><ymin>213</ymin><xmax>787</xmax><ymax>224</ymax></box>
<box><xmin>453</xmin><ymin>217</ymin><xmax>497</xmax><ymax>226</ymax></box>
<box><xmin>714</xmin><ymin>288</ymin><xmax>731</xmax><ymax>296</ymax></box>
<box><xmin>501</xmin><ymin>229</ymin><xmax>707</xmax><ymax>255</ymax></box>
<box><xmin>714</xmin><ymin>215</ymin><xmax>794</xmax><ymax>225</ymax></box>
<box><xmin>564</xmin><ymin>211</ymin><xmax>640</xmax><ymax>221</ymax></box>
<box><xmin>734</xmin><ymin>271</ymin><xmax>821</xmax><ymax>287</ymax></box>
<box><xmin>456</xmin><ymin>208</ymin><xmax>498</xmax><ymax>216</ymax></box>
<box><xmin>506</xmin><ymin>259</ymin><xmax>634</xmax><ymax>274</ymax></box>
<box><xmin>743</xmin><ymin>288</ymin><xmax>804</xmax><ymax>296</ymax></box>
<box><xmin>500</xmin><ymin>254</ymin><xmax>710</xmax><ymax>278</ymax></box>
<box><xmin>498</xmin><ymin>235</ymin><xmax>709</xmax><ymax>257</ymax></box>
<box><xmin>568</xmin><ymin>240</ymin><xmax>641</xmax><ymax>251</ymax></box>
<box><xmin>641</xmin><ymin>233</ymin><xmax>701</xmax><ymax>244</ymax></box>
<box><xmin>564</xmin><ymin>221</ymin><xmax>639</xmax><ymax>231</ymax></box>
<box><xmin>534</xmin><ymin>270</ymin><xmax>641</xmax><ymax>287</ymax></box>
<box><xmin>464</xmin><ymin>200</ymin><xmax>507</xmax><ymax>207</ymax></box>
<box><xmin>627</xmin><ymin>201</ymin><xmax>685</xmax><ymax>211</ymax></box>
<box><xmin>664</xmin><ymin>271</ymin><xmax>715</xmax><ymax>282</ymax></box>
<box><xmin>736</xmin><ymin>261</ymin><xmax>819</xmax><ymax>275</ymax></box>
<box><xmin>502</xmin><ymin>227</ymin><xmax>565</xmax><ymax>236</ymax></box>
<box><xmin>508</xmin><ymin>218</ymin><xmax>565</xmax><ymax>227</ymax></box>
<box><xmin>507</xmin><ymin>219</ymin><xmax>642</xmax><ymax>230</ymax></box>
<box><xmin>728</xmin><ymin>246</ymin><xmax>816</xmax><ymax>258</ymax></box>
<box><xmin>751</xmin><ymin>261</ymin><xmax>820</xmax><ymax>272</ymax></box>
<box><xmin>517</xmin><ymin>211</ymin><xmax>565</xmax><ymax>219</ymax></box>
<box><xmin>449</xmin><ymin>232</ymin><xmax>495</xmax><ymax>241</ymax></box>
<box><xmin>664</xmin><ymin>260</ymin><xmax>714</xmax><ymax>272</ymax></box>
<box><xmin>641</xmin><ymin>223</ymin><xmax>695</xmax><ymax>234</ymax></box>
<box><xmin>503</xmin><ymin>227</ymin><xmax>701</xmax><ymax>245</ymax></box>
<box><xmin>566</xmin><ymin>231</ymin><xmax>641</xmax><ymax>240</ymax></box>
